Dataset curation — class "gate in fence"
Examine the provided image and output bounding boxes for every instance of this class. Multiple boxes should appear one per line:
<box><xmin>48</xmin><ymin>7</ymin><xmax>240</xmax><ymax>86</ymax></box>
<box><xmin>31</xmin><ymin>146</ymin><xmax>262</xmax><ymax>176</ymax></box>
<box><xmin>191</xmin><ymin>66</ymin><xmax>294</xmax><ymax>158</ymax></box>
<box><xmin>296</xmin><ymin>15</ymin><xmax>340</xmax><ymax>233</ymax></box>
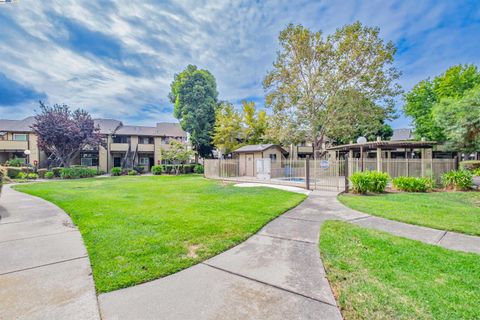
<box><xmin>204</xmin><ymin>158</ymin><xmax>346</xmax><ymax>191</ymax></box>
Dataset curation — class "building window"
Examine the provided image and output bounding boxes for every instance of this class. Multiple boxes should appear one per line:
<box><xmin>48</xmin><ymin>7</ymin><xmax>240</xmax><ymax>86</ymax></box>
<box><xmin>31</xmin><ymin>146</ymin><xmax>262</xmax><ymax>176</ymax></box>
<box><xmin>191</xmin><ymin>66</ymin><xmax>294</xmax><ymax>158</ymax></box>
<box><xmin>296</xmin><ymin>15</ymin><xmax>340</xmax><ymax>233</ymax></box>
<box><xmin>139</xmin><ymin>157</ymin><xmax>149</xmax><ymax>166</ymax></box>
<box><xmin>269</xmin><ymin>154</ymin><xmax>277</xmax><ymax>161</ymax></box>
<box><xmin>13</xmin><ymin>133</ymin><xmax>27</xmax><ymax>141</ymax></box>
<box><xmin>139</xmin><ymin>136</ymin><xmax>154</xmax><ymax>144</ymax></box>
<box><xmin>80</xmin><ymin>152</ymin><xmax>99</xmax><ymax>166</ymax></box>
<box><xmin>113</xmin><ymin>136</ymin><xmax>130</xmax><ymax>143</ymax></box>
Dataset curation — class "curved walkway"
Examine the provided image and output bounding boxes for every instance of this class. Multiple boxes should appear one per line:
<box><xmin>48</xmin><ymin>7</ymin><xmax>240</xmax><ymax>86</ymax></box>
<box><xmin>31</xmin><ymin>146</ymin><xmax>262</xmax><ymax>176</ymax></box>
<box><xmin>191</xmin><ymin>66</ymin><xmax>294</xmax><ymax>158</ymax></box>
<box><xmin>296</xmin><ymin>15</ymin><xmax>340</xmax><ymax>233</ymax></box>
<box><xmin>0</xmin><ymin>185</ymin><xmax>100</xmax><ymax>320</ymax></box>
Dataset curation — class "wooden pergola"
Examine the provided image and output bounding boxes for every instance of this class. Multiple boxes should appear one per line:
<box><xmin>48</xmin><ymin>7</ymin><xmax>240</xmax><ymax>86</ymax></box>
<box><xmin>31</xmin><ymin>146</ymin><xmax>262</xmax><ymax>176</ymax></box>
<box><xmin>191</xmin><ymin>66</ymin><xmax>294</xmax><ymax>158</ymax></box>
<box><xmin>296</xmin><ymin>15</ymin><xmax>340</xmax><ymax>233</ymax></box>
<box><xmin>327</xmin><ymin>139</ymin><xmax>439</xmax><ymax>173</ymax></box>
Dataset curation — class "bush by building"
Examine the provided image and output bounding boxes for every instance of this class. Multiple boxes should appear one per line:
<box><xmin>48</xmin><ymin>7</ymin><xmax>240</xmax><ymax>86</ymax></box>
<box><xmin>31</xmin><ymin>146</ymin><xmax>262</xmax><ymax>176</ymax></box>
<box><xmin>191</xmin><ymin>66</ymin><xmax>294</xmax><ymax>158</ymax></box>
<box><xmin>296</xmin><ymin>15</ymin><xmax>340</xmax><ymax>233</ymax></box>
<box><xmin>151</xmin><ymin>165</ymin><xmax>162</xmax><ymax>175</ymax></box>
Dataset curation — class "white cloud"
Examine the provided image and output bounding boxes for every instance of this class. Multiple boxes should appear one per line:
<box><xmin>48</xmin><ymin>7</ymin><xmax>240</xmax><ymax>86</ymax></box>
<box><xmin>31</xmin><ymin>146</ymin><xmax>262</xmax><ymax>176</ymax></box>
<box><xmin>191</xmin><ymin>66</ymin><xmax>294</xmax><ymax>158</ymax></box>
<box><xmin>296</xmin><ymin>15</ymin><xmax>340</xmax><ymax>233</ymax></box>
<box><xmin>0</xmin><ymin>0</ymin><xmax>478</xmax><ymax>128</ymax></box>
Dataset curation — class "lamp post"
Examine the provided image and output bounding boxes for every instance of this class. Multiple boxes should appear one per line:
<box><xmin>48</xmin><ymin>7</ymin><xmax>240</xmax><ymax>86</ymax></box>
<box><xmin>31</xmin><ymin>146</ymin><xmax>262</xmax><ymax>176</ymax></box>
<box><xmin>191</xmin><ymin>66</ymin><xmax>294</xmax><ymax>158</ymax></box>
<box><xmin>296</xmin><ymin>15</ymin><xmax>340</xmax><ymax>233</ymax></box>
<box><xmin>356</xmin><ymin>136</ymin><xmax>367</xmax><ymax>171</ymax></box>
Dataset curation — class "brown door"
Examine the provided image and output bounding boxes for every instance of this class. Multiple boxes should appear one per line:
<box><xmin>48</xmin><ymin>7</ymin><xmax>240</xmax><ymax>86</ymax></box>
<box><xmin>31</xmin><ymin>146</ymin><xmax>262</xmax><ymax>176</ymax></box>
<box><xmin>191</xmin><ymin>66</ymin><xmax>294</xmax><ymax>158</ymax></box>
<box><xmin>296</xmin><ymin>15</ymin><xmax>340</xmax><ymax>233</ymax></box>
<box><xmin>246</xmin><ymin>153</ymin><xmax>254</xmax><ymax>176</ymax></box>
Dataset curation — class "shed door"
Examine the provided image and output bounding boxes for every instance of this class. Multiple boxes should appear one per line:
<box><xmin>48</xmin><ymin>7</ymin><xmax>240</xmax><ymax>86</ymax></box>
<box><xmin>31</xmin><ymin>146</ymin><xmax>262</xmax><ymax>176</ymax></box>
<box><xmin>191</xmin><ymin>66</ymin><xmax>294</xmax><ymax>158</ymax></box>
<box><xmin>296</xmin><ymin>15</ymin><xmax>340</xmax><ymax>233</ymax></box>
<box><xmin>246</xmin><ymin>153</ymin><xmax>254</xmax><ymax>176</ymax></box>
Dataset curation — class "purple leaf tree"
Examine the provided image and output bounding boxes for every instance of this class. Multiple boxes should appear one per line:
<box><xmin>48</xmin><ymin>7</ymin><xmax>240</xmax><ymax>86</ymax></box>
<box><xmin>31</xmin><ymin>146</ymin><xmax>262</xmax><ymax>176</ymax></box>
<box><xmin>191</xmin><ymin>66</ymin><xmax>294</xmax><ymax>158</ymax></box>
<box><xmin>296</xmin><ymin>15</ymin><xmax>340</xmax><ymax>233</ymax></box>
<box><xmin>31</xmin><ymin>102</ymin><xmax>105</xmax><ymax>167</ymax></box>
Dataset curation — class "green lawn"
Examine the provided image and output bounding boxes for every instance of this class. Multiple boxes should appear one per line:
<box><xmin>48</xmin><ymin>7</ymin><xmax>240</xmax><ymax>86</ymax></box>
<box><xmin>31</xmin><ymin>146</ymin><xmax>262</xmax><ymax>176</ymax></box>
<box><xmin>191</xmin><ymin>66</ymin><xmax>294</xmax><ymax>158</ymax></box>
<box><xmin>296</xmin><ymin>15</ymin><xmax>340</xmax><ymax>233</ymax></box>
<box><xmin>13</xmin><ymin>175</ymin><xmax>305</xmax><ymax>293</ymax></box>
<box><xmin>338</xmin><ymin>192</ymin><xmax>480</xmax><ymax>236</ymax></box>
<box><xmin>320</xmin><ymin>221</ymin><xmax>480</xmax><ymax>320</ymax></box>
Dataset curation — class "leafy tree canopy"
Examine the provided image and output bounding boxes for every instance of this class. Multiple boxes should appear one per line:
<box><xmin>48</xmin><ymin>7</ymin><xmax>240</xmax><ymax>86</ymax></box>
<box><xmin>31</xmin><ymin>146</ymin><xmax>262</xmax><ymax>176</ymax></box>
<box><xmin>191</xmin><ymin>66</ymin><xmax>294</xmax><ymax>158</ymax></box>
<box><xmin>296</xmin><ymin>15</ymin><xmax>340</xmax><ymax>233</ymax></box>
<box><xmin>212</xmin><ymin>101</ymin><xmax>270</xmax><ymax>156</ymax></box>
<box><xmin>32</xmin><ymin>102</ymin><xmax>104</xmax><ymax>167</ymax></box>
<box><xmin>212</xmin><ymin>102</ymin><xmax>243</xmax><ymax>155</ymax></box>
<box><xmin>263</xmin><ymin>22</ymin><xmax>400</xmax><ymax>157</ymax></box>
<box><xmin>432</xmin><ymin>84</ymin><xmax>480</xmax><ymax>152</ymax></box>
<box><xmin>404</xmin><ymin>64</ymin><xmax>480</xmax><ymax>141</ymax></box>
<box><xmin>169</xmin><ymin>65</ymin><xmax>218</xmax><ymax>158</ymax></box>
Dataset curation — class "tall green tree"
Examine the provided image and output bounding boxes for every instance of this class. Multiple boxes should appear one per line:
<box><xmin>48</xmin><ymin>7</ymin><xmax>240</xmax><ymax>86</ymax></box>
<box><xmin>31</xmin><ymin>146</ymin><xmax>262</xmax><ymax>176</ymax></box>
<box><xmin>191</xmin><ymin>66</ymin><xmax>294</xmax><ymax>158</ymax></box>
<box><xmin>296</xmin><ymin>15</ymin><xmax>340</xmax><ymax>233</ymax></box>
<box><xmin>263</xmin><ymin>22</ymin><xmax>401</xmax><ymax>157</ymax></box>
<box><xmin>433</xmin><ymin>85</ymin><xmax>480</xmax><ymax>151</ymax></box>
<box><xmin>404</xmin><ymin>64</ymin><xmax>480</xmax><ymax>141</ymax></box>
<box><xmin>242</xmin><ymin>100</ymin><xmax>268</xmax><ymax>144</ymax></box>
<box><xmin>169</xmin><ymin>65</ymin><xmax>218</xmax><ymax>158</ymax></box>
<box><xmin>212</xmin><ymin>102</ymin><xmax>243</xmax><ymax>155</ymax></box>
<box><xmin>324</xmin><ymin>89</ymin><xmax>394</xmax><ymax>144</ymax></box>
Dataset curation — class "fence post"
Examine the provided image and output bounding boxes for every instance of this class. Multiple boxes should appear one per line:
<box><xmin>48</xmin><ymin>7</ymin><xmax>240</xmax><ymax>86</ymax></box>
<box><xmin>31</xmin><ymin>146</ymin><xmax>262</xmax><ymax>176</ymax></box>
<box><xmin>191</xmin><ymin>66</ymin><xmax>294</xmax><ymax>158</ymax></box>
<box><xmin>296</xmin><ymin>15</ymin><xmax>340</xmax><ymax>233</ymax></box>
<box><xmin>454</xmin><ymin>156</ymin><xmax>459</xmax><ymax>170</ymax></box>
<box><xmin>344</xmin><ymin>156</ymin><xmax>349</xmax><ymax>193</ymax></box>
<box><xmin>305</xmin><ymin>156</ymin><xmax>310</xmax><ymax>190</ymax></box>
<box><xmin>218</xmin><ymin>159</ymin><xmax>221</xmax><ymax>178</ymax></box>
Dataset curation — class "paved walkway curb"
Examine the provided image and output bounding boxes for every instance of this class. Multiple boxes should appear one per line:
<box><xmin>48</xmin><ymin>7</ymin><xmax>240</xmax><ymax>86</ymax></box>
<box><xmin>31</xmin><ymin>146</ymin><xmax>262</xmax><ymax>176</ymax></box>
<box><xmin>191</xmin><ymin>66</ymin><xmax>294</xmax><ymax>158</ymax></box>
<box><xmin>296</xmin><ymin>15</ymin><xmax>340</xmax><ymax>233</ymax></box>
<box><xmin>0</xmin><ymin>185</ymin><xmax>100</xmax><ymax>320</ymax></box>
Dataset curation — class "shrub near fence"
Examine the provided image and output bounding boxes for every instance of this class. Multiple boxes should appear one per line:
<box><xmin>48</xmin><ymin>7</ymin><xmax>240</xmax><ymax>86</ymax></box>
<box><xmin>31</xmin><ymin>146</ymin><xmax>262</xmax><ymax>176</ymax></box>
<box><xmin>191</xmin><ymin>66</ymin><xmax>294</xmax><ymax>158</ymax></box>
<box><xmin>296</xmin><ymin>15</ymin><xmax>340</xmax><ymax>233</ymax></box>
<box><xmin>442</xmin><ymin>170</ymin><xmax>473</xmax><ymax>191</ymax></box>
<box><xmin>350</xmin><ymin>171</ymin><xmax>389</xmax><ymax>194</ymax></box>
<box><xmin>392</xmin><ymin>176</ymin><xmax>435</xmax><ymax>192</ymax></box>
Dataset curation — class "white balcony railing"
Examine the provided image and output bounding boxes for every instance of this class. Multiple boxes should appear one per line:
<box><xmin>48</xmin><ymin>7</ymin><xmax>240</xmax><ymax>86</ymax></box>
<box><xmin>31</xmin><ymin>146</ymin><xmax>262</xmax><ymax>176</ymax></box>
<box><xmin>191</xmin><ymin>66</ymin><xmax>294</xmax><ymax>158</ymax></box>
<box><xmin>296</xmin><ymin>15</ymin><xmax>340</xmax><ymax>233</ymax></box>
<box><xmin>109</xmin><ymin>143</ymin><xmax>129</xmax><ymax>152</ymax></box>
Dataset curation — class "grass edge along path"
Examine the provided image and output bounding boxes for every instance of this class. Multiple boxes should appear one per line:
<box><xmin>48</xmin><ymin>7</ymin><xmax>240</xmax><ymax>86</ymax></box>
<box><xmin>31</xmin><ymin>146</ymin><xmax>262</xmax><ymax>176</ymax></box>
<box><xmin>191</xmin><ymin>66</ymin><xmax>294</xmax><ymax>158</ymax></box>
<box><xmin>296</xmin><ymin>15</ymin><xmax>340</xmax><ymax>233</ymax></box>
<box><xmin>338</xmin><ymin>192</ymin><xmax>480</xmax><ymax>236</ymax></box>
<box><xmin>13</xmin><ymin>175</ymin><xmax>306</xmax><ymax>293</ymax></box>
<box><xmin>320</xmin><ymin>221</ymin><xmax>480</xmax><ymax>320</ymax></box>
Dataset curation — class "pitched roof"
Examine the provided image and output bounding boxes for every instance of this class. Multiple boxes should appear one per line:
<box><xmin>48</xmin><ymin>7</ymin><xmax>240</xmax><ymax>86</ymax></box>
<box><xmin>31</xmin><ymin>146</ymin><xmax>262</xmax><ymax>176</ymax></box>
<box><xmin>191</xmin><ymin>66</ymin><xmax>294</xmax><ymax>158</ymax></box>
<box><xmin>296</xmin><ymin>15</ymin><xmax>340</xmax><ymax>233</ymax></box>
<box><xmin>115</xmin><ymin>125</ymin><xmax>158</xmax><ymax>136</ymax></box>
<box><xmin>0</xmin><ymin>117</ymin><xmax>35</xmax><ymax>132</ymax></box>
<box><xmin>94</xmin><ymin>119</ymin><xmax>122</xmax><ymax>134</ymax></box>
<box><xmin>156</xmin><ymin>122</ymin><xmax>186</xmax><ymax>137</ymax></box>
<box><xmin>233</xmin><ymin>144</ymin><xmax>288</xmax><ymax>154</ymax></box>
<box><xmin>0</xmin><ymin>116</ymin><xmax>186</xmax><ymax>137</ymax></box>
<box><xmin>391</xmin><ymin>128</ymin><xmax>413</xmax><ymax>141</ymax></box>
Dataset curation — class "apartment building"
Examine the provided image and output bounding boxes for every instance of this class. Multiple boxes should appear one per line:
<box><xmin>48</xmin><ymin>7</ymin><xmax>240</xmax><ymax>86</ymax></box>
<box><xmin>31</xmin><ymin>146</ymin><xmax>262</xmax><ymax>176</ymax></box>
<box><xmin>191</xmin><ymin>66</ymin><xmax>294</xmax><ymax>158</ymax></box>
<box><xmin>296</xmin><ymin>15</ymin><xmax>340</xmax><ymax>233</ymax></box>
<box><xmin>0</xmin><ymin>117</ymin><xmax>187</xmax><ymax>172</ymax></box>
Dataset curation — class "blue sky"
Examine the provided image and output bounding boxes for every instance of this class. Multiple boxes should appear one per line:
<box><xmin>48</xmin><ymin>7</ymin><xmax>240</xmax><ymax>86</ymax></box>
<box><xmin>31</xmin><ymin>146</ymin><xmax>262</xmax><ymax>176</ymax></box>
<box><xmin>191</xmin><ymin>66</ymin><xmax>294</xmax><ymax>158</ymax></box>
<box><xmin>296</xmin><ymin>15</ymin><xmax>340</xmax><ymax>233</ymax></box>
<box><xmin>0</xmin><ymin>0</ymin><xmax>479</xmax><ymax>128</ymax></box>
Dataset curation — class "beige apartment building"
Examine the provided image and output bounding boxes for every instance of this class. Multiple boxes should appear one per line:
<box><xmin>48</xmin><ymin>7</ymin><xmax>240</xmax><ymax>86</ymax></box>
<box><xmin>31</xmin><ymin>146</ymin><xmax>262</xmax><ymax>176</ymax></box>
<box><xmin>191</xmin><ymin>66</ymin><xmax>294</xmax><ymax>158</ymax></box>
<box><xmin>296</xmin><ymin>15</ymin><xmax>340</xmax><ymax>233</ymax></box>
<box><xmin>0</xmin><ymin>117</ymin><xmax>187</xmax><ymax>172</ymax></box>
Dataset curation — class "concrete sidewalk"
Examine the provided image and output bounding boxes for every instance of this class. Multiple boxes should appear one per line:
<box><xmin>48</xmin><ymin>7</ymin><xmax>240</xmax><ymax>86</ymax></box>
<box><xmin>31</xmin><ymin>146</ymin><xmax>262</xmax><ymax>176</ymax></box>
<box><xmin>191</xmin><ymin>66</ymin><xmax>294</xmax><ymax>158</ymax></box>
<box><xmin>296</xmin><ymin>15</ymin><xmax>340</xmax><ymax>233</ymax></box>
<box><xmin>285</xmin><ymin>192</ymin><xmax>480</xmax><ymax>255</ymax></box>
<box><xmin>98</xmin><ymin>191</ymin><xmax>343</xmax><ymax>320</ymax></box>
<box><xmin>0</xmin><ymin>185</ymin><xmax>100</xmax><ymax>320</ymax></box>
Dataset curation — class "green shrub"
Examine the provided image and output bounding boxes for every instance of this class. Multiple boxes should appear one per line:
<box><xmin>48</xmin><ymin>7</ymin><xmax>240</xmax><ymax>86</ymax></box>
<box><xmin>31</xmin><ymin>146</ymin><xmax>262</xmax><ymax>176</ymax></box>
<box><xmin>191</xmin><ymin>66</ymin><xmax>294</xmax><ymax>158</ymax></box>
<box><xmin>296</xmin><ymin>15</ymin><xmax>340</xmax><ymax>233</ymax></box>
<box><xmin>473</xmin><ymin>168</ymin><xmax>480</xmax><ymax>176</ymax></box>
<box><xmin>16</xmin><ymin>172</ymin><xmax>27</xmax><ymax>179</ymax></box>
<box><xmin>392</xmin><ymin>176</ymin><xmax>435</xmax><ymax>192</ymax></box>
<box><xmin>442</xmin><ymin>170</ymin><xmax>473</xmax><ymax>191</ymax></box>
<box><xmin>111</xmin><ymin>167</ymin><xmax>122</xmax><ymax>176</ymax></box>
<box><xmin>460</xmin><ymin>160</ymin><xmax>480</xmax><ymax>171</ymax></box>
<box><xmin>151</xmin><ymin>165</ymin><xmax>162</xmax><ymax>175</ymax></box>
<box><xmin>51</xmin><ymin>167</ymin><xmax>62</xmax><ymax>177</ymax></box>
<box><xmin>350</xmin><ymin>171</ymin><xmax>390</xmax><ymax>194</ymax></box>
<box><xmin>350</xmin><ymin>172</ymin><xmax>371</xmax><ymax>194</ymax></box>
<box><xmin>193</xmin><ymin>164</ymin><xmax>204</xmax><ymax>174</ymax></box>
<box><xmin>6</xmin><ymin>167</ymin><xmax>22</xmax><ymax>179</ymax></box>
<box><xmin>368</xmin><ymin>171</ymin><xmax>389</xmax><ymax>193</ymax></box>
<box><xmin>128</xmin><ymin>170</ymin><xmax>137</xmax><ymax>176</ymax></box>
<box><xmin>96</xmin><ymin>169</ymin><xmax>106</xmax><ymax>176</ymax></box>
<box><xmin>37</xmin><ymin>168</ymin><xmax>47</xmax><ymax>179</ymax></box>
<box><xmin>162</xmin><ymin>164</ymin><xmax>175</xmax><ymax>174</ymax></box>
<box><xmin>27</xmin><ymin>173</ymin><xmax>38</xmax><ymax>180</ymax></box>
<box><xmin>45</xmin><ymin>171</ymin><xmax>54</xmax><ymax>179</ymax></box>
<box><xmin>6</xmin><ymin>157</ymin><xmax>23</xmax><ymax>167</ymax></box>
<box><xmin>61</xmin><ymin>166</ymin><xmax>97</xmax><ymax>179</ymax></box>
<box><xmin>182</xmin><ymin>164</ymin><xmax>195</xmax><ymax>174</ymax></box>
